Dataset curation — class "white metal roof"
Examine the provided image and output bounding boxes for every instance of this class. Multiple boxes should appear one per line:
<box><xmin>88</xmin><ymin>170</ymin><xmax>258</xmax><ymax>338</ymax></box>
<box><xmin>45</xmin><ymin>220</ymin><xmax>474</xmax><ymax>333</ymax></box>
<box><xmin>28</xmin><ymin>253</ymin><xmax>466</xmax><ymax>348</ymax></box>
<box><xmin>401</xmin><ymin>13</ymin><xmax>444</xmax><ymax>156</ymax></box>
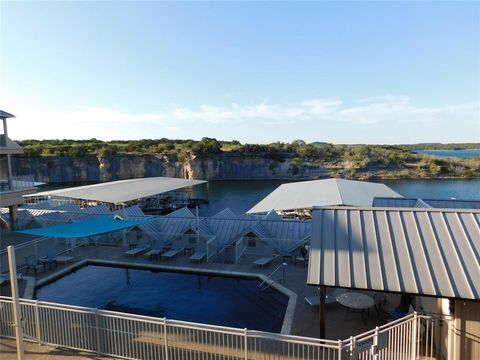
<box><xmin>247</xmin><ymin>178</ymin><xmax>401</xmax><ymax>214</ymax></box>
<box><xmin>373</xmin><ymin>197</ymin><xmax>480</xmax><ymax>209</ymax></box>
<box><xmin>26</xmin><ymin>177</ymin><xmax>207</xmax><ymax>205</ymax></box>
<box><xmin>307</xmin><ymin>207</ymin><xmax>480</xmax><ymax>300</ymax></box>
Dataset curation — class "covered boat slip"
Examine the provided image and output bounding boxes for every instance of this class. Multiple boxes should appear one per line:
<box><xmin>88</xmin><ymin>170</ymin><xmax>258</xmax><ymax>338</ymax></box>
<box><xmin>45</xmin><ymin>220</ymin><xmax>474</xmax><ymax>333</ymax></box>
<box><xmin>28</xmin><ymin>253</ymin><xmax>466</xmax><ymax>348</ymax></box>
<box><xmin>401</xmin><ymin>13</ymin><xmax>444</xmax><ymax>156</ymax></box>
<box><xmin>247</xmin><ymin>178</ymin><xmax>402</xmax><ymax>215</ymax></box>
<box><xmin>24</xmin><ymin>177</ymin><xmax>207</xmax><ymax>205</ymax></box>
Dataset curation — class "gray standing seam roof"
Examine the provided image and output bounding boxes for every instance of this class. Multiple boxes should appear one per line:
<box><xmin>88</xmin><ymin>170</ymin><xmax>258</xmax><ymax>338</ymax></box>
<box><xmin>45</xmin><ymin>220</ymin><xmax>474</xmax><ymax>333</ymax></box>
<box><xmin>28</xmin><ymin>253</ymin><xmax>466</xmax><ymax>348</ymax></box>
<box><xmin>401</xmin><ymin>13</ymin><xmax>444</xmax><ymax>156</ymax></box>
<box><xmin>26</xmin><ymin>177</ymin><xmax>207</xmax><ymax>205</ymax></box>
<box><xmin>0</xmin><ymin>110</ymin><xmax>15</xmax><ymax>118</ymax></box>
<box><xmin>373</xmin><ymin>197</ymin><xmax>480</xmax><ymax>209</ymax></box>
<box><xmin>307</xmin><ymin>207</ymin><xmax>480</xmax><ymax>300</ymax></box>
<box><xmin>247</xmin><ymin>178</ymin><xmax>401</xmax><ymax>214</ymax></box>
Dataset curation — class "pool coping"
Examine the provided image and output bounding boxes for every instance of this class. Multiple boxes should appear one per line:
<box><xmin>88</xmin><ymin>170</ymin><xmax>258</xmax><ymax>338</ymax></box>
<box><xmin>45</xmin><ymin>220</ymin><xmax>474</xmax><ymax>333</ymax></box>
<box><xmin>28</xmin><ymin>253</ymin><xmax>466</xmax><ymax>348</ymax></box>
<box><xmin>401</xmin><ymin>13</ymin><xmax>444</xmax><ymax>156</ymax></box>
<box><xmin>35</xmin><ymin>259</ymin><xmax>298</xmax><ymax>335</ymax></box>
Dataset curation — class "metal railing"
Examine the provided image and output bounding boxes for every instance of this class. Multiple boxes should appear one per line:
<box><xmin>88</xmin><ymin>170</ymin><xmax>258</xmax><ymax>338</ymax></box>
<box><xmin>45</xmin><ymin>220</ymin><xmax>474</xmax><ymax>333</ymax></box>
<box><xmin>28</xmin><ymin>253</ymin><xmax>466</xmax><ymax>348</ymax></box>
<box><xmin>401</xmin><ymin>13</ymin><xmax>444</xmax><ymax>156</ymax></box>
<box><xmin>0</xmin><ymin>175</ymin><xmax>35</xmax><ymax>193</ymax></box>
<box><xmin>0</xmin><ymin>296</ymin><xmax>446</xmax><ymax>360</ymax></box>
<box><xmin>0</xmin><ymin>297</ymin><xmax>341</xmax><ymax>359</ymax></box>
<box><xmin>340</xmin><ymin>312</ymin><xmax>445</xmax><ymax>360</ymax></box>
<box><xmin>258</xmin><ymin>263</ymin><xmax>287</xmax><ymax>291</ymax></box>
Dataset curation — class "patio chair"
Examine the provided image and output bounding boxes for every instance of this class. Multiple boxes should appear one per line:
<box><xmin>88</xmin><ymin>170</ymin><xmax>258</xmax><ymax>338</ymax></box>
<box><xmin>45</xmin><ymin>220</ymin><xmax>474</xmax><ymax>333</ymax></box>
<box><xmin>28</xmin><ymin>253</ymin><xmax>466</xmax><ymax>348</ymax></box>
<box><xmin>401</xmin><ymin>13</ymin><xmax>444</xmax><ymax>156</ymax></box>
<box><xmin>295</xmin><ymin>246</ymin><xmax>309</xmax><ymax>267</ymax></box>
<box><xmin>253</xmin><ymin>254</ymin><xmax>278</xmax><ymax>268</ymax></box>
<box><xmin>161</xmin><ymin>247</ymin><xmax>184</xmax><ymax>261</ymax></box>
<box><xmin>125</xmin><ymin>239</ymin><xmax>150</xmax><ymax>256</ymax></box>
<box><xmin>190</xmin><ymin>251</ymin><xmax>206</xmax><ymax>263</ymax></box>
<box><xmin>305</xmin><ymin>288</ymin><xmax>347</xmax><ymax>310</ymax></box>
<box><xmin>25</xmin><ymin>255</ymin><xmax>40</xmax><ymax>276</ymax></box>
<box><xmin>144</xmin><ymin>248</ymin><xmax>163</xmax><ymax>261</ymax></box>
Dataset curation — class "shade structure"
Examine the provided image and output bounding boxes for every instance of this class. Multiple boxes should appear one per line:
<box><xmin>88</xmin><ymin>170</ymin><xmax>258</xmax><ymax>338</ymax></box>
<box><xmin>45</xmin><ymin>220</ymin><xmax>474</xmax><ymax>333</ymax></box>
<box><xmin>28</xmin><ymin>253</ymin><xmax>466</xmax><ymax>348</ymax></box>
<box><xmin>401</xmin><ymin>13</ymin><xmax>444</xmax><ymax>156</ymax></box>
<box><xmin>307</xmin><ymin>206</ymin><xmax>480</xmax><ymax>300</ymax></box>
<box><xmin>17</xmin><ymin>216</ymin><xmax>152</xmax><ymax>238</ymax></box>
<box><xmin>247</xmin><ymin>178</ymin><xmax>401</xmax><ymax>214</ymax></box>
<box><xmin>25</xmin><ymin>177</ymin><xmax>207</xmax><ymax>205</ymax></box>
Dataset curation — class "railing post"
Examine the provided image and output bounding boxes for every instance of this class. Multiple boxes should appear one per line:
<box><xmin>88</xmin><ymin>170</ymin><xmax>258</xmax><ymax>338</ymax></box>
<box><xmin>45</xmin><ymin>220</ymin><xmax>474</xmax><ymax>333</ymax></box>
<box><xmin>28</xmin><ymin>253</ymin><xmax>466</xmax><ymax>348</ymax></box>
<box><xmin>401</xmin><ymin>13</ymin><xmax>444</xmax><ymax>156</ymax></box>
<box><xmin>411</xmin><ymin>312</ymin><xmax>418</xmax><ymax>360</ymax></box>
<box><xmin>34</xmin><ymin>300</ymin><xmax>42</xmax><ymax>345</ymax></box>
<box><xmin>337</xmin><ymin>339</ymin><xmax>343</xmax><ymax>360</ymax></box>
<box><xmin>244</xmin><ymin>328</ymin><xmax>248</xmax><ymax>360</ymax></box>
<box><xmin>371</xmin><ymin>326</ymin><xmax>379</xmax><ymax>360</ymax></box>
<box><xmin>7</xmin><ymin>246</ymin><xmax>24</xmax><ymax>360</ymax></box>
<box><xmin>163</xmin><ymin>318</ymin><xmax>169</xmax><ymax>360</ymax></box>
<box><xmin>349</xmin><ymin>335</ymin><xmax>355</xmax><ymax>359</ymax></box>
<box><xmin>94</xmin><ymin>309</ymin><xmax>101</xmax><ymax>355</ymax></box>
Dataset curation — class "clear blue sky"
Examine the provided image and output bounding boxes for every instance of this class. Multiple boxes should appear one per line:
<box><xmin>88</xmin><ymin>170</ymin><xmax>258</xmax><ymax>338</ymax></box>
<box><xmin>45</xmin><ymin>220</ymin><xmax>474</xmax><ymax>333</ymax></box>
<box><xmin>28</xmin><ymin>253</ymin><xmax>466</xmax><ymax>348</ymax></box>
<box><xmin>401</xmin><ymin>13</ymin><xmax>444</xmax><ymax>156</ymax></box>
<box><xmin>1</xmin><ymin>1</ymin><xmax>479</xmax><ymax>144</ymax></box>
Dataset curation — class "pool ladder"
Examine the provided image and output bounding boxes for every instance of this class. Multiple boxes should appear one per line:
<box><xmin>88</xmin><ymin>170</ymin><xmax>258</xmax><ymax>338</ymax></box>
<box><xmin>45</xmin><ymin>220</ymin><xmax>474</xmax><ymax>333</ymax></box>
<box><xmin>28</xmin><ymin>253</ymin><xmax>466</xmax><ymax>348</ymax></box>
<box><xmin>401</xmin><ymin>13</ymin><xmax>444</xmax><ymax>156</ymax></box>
<box><xmin>258</xmin><ymin>262</ymin><xmax>288</xmax><ymax>291</ymax></box>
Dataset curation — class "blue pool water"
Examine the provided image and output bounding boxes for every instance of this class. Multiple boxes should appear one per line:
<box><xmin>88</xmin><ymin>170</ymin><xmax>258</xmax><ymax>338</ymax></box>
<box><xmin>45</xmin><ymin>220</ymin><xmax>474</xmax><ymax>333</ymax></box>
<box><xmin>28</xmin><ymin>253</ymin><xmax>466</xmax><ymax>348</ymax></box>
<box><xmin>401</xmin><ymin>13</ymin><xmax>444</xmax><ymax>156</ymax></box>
<box><xmin>36</xmin><ymin>265</ymin><xmax>288</xmax><ymax>332</ymax></box>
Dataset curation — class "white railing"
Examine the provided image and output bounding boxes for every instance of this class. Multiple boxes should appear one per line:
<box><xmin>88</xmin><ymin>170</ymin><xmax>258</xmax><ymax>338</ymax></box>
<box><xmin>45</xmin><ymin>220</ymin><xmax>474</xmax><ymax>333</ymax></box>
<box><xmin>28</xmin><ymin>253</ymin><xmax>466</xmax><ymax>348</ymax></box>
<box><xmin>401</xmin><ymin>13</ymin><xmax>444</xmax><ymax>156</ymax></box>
<box><xmin>0</xmin><ymin>296</ymin><xmax>445</xmax><ymax>360</ymax></box>
<box><xmin>0</xmin><ymin>175</ymin><xmax>36</xmax><ymax>192</ymax></box>
<box><xmin>235</xmin><ymin>237</ymin><xmax>248</xmax><ymax>262</ymax></box>
<box><xmin>0</xmin><ymin>297</ymin><xmax>341</xmax><ymax>359</ymax></box>
<box><xmin>340</xmin><ymin>312</ymin><xmax>444</xmax><ymax>360</ymax></box>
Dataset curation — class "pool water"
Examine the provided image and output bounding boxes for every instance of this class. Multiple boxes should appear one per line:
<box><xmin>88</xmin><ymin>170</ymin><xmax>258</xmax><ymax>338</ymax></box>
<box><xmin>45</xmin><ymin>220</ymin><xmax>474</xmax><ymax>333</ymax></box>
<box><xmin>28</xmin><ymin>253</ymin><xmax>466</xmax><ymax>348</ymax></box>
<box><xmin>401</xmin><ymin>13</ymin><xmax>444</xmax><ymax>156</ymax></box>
<box><xmin>35</xmin><ymin>265</ymin><xmax>288</xmax><ymax>332</ymax></box>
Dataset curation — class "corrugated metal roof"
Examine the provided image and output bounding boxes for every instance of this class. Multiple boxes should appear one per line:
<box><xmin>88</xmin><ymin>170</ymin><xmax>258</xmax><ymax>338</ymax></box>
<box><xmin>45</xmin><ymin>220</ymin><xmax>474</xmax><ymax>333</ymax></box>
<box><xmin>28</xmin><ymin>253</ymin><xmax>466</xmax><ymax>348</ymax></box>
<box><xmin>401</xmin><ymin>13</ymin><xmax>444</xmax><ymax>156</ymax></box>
<box><xmin>118</xmin><ymin>205</ymin><xmax>145</xmax><ymax>219</ymax></box>
<box><xmin>212</xmin><ymin>208</ymin><xmax>238</xmax><ymax>219</ymax></box>
<box><xmin>247</xmin><ymin>178</ymin><xmax>401</xmax><ymax>214</ymax></box>
<box><xmin>82</xmin><ymin>204</ymin><xmax>112</xmax><ymax>215</ymax></box>
<box><xmin>373</xmin><ymin>197</ymin><xmax>480</xmax><ymax>209</ymax></box>
<box><xmin>263</xmin><ymin>210</ymin><xmax>282</xmax><ymax>221</ymax></box>
<box><xmin>0</xmin><ymin>110</ymin><xmax>15</xmax><ymax>118</ymax></box>
<box><xmin>26</xmin><ymin>177</ymin><xmax>207</xmax><ymax>205</ymax></box>
<box><xmin>424</xmin><ymin>199</ymin><xmax>480</xmax><ymax>209</ymax></box>
<box><xmin>307</xmin><ymin>207</ymin><xmax>480</xmax><ymax>300</ymax></box>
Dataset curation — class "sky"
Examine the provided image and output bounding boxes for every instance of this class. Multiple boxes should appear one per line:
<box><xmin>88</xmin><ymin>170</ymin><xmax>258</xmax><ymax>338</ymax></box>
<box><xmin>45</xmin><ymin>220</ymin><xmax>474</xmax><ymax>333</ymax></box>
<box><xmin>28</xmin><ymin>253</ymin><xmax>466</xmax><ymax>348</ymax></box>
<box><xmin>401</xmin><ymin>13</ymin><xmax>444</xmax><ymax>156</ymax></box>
<box><xmin>0</xmin><ymin>1</ymin><xmax>479</xmax><ymax>144</ymax></box>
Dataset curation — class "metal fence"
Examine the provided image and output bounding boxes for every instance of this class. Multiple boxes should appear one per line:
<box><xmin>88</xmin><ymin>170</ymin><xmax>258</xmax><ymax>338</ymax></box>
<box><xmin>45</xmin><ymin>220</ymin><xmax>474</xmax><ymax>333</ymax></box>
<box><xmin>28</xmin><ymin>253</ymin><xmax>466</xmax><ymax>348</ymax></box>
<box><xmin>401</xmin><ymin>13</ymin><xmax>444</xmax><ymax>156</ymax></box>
<box><xmin>0</xmin><ymin>297</ymin><xmax>341</xmax><ymax>359</ymax></box>
<box><xmin>0</xmin><ymin>175</ymin><xmax>35</xmax><ymax>192</ymax></box>
<box><xmin>341</xmin><ymin>312</ymin><xmax>445</xmax><ymax>360</ymax></box>
<box><xmin>0</xmin><ymin>297</ymin><xmax>445</xmax><ymax>360</ymax></box>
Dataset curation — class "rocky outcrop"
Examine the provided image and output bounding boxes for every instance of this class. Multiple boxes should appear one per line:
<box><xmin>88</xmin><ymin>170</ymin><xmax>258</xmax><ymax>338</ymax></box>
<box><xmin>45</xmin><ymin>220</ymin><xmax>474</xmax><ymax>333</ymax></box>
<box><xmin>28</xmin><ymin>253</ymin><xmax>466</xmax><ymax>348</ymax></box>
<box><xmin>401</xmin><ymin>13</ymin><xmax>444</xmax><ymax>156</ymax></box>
<box><xmin>11</xmin><ymin>153</ymin><xmax>328</xmax><ymax>183</ymax></box>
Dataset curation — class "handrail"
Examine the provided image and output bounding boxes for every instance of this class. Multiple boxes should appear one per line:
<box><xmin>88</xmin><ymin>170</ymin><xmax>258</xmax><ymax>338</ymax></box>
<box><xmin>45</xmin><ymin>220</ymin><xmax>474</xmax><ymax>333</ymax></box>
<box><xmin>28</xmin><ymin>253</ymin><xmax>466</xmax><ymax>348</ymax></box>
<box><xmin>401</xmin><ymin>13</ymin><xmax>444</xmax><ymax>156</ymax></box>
<box><xmin>258</xmin><ymin>262</ymin><xmax>287</xmax><ymax>290</ymax></box>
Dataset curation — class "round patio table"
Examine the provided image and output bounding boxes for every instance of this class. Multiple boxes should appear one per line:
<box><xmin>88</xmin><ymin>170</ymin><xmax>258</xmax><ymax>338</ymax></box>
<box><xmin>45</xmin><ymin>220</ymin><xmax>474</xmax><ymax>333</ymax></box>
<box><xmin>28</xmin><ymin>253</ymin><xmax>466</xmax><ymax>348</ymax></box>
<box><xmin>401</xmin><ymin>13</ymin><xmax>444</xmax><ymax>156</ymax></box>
<box><xmin>337</xmin><ymin>292</ymin><xmax>375</xmax><ymax>310</ymax></box>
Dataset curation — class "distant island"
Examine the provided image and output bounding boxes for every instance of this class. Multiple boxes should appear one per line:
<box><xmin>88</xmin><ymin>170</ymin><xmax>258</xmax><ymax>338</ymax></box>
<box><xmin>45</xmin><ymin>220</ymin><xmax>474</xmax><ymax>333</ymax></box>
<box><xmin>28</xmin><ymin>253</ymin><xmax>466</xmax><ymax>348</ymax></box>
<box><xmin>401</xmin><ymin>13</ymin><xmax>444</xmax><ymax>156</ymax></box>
<box><xmin>12</xmin><ymin>138</ymin><xmax>480</xmax><ymax>183</ymax></box>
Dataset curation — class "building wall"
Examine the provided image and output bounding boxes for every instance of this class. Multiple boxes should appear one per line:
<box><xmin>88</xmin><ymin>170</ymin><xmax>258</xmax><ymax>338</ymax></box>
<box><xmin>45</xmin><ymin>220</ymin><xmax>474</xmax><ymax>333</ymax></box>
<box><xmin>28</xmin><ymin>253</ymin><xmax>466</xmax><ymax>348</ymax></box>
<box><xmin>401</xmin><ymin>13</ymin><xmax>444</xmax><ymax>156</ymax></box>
<box><xmin>453</xmin><ymin>300</ymin><xmax>480</xmax><ymax>360</ymax></box>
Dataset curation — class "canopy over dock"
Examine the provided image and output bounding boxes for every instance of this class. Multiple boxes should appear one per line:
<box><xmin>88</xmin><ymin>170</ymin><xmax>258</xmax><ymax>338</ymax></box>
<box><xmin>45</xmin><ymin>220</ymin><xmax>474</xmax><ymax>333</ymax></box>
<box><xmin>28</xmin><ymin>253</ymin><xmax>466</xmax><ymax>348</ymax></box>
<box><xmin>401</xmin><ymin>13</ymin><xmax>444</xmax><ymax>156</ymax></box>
<box><xmin>247</xmin><ymin>178</ymin><xmax>401</xmax><ymax>214</ymax></box>
<box><xmin>25</xmin><ymin>177</ymin><xmax>207</xmax><ymax>205</ymax></box>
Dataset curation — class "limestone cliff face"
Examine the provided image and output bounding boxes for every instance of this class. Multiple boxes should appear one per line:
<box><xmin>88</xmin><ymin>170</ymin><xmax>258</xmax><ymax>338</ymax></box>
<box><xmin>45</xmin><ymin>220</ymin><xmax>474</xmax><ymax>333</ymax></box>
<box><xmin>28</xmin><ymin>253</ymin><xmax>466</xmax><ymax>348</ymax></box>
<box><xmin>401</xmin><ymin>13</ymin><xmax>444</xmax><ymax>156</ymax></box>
<box><xmin>11</xmin><ymin>153</ymin><xmax>328</xmax><ymax>183</ymax></box>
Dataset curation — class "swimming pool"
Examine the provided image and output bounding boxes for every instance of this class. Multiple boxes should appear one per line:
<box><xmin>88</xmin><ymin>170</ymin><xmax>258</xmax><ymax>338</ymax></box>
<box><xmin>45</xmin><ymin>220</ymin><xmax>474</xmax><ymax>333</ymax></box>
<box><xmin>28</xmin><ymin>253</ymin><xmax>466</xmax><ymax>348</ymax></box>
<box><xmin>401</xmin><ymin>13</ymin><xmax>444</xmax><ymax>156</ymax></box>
<box><xmin>35</xmin><ymin>264</ymin><xmax>288</xmax><ymax>333</ymax></box>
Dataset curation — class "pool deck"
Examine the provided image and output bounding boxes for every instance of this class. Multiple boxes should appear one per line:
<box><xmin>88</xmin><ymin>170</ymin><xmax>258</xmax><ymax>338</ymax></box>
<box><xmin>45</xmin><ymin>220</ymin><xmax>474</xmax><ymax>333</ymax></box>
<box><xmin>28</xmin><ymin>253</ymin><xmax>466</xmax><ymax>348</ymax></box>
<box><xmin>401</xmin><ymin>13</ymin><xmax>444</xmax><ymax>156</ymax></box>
<box><xmin>0</xmin><ymin>235</ymin><xmax>402</xmax><ymax>358</ymax></box>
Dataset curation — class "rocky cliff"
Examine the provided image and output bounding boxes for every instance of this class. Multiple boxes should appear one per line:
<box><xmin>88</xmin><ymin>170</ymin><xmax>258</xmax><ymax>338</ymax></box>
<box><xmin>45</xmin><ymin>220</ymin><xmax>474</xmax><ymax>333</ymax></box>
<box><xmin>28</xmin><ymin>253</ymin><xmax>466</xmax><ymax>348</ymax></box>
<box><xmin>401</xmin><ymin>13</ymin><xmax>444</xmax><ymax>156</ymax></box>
<box><xmin>11</xmin><ymin>153</ymin><xmax>328</xmax><ymax>183</ymax></box>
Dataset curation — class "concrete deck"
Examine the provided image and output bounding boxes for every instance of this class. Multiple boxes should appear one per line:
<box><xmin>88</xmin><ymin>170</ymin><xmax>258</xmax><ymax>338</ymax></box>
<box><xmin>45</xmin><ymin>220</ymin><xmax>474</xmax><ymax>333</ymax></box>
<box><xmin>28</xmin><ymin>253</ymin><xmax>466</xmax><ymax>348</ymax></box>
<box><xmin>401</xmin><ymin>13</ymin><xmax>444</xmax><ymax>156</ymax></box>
<box><xmin>0</xmin><ymin>236</ymin><xmax>402</xmax><ymax>358</ymax></box>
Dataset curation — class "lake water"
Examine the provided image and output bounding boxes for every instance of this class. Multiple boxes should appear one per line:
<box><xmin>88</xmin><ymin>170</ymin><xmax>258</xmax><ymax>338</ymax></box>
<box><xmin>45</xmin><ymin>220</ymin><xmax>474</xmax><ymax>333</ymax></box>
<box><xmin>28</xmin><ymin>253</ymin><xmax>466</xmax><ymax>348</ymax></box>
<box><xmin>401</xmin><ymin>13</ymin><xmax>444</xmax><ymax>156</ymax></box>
<box><xmin>41</xmin><ymin>177</ymin><xmax>480</xmax><ymax>217</ymax></box>
<box><xmin>192</xmin><ymin>178</ymin><xmax>480</xmax><ymax>216</ymax></box>
<box><xmin>414</xmin><ymin>149</ymin><xmax>480</xmax><ymax>158</ymax></box>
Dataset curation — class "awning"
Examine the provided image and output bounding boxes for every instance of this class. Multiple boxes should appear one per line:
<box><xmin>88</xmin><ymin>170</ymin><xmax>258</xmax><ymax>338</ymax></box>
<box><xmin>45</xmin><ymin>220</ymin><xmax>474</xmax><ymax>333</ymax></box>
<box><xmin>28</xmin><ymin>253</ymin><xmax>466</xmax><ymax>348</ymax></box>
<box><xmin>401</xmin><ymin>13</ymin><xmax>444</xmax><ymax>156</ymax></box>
<box><xmin>307</xmin><ymin>206</ymin><xmax>480</xmax><ymax>300</ymax></box>
<box><xmin>17</xmin><ymin>216</ymin><xmax>151</xmax><ymax>238</ymax></box>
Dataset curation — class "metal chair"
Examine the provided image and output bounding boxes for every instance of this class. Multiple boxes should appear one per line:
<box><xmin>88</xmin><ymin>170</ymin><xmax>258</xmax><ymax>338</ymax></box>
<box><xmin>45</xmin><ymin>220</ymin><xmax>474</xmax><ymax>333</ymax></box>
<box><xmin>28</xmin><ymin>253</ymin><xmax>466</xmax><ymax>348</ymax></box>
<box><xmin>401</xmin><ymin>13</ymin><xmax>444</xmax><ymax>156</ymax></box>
<box><xmin>25</xmin><ymin>255</ymin><xmax>39</xmax><ymax>276</ymax></box>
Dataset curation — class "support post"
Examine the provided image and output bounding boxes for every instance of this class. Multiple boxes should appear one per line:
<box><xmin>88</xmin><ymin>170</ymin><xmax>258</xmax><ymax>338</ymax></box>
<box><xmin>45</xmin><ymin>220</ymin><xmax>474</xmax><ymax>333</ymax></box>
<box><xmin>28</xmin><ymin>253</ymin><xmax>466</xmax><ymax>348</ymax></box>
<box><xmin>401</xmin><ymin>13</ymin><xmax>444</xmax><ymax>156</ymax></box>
<box><xmin>411</xmin><ymin>312</ymin><xmax>418</xmax><ymax>360</ymax></box>
<box><xmin>163</xmin><ymin>318</ymin><xmax>169</xmax><ymax>360</ymax></box>
<box><xmin>94</xmin><ymin>309</ymin><xmax>101</xmax><ymax>355</ymax></box>
<box><xmin>244</xmin><ymin>328</ymin><xmax>248</xmax><ymax>360</ymax></box>
<box><xmin>8</xmin><ymin>205</ymin><xmax>18</xmax><ymax>230</ymax></box>
<box><xmin>7</xmin><ymin>246</ymin><xmax>24</xmax><ymax>360</ymax></box>
<box><xmin>319</xmin><ymin>286</ymin><xmax>326</xmax><ymax>339</ymax></box>
<box><xmin>372</xmin><ymin>326</ymin><xmax>379</xmax><ymax>360</ymax></box>
<box><xmin>34</xmin><ymin>300</ymin><xmax>42</xmax><ymax>345</ymax></box>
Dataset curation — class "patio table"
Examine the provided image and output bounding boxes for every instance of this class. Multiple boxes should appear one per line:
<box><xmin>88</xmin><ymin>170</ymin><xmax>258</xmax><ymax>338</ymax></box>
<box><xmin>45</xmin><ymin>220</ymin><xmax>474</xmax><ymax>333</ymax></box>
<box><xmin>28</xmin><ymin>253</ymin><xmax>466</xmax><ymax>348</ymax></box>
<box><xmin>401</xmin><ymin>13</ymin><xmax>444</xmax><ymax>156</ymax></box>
<box><xmin>337</xmin><ymin>292</ymin><xmax>375</xmax><ymax>324</ymax></box>
<box><xmin>337</xmin><ymin>292</ymin><xmax>375</xmax><ymax>310</ymax></box>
